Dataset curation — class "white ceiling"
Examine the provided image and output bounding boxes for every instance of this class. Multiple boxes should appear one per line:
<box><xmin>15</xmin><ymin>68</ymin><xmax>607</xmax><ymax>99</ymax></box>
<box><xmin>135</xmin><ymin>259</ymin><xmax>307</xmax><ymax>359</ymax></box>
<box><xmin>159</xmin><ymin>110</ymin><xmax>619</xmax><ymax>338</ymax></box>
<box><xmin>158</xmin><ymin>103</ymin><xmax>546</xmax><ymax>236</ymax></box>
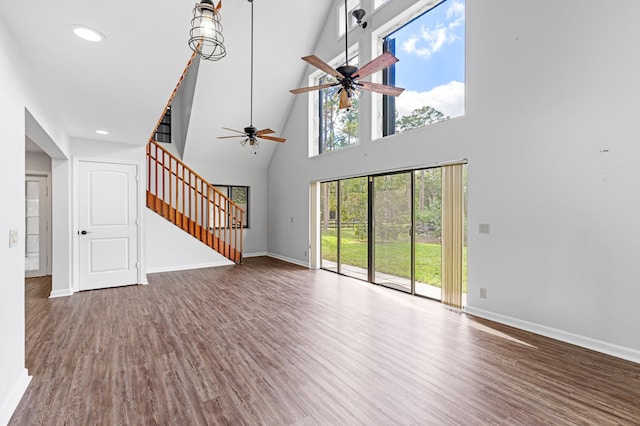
<box><xmin>0</xmin><ymin>0</ymin><xmax>334</xmax><ymax>168</ymax></box>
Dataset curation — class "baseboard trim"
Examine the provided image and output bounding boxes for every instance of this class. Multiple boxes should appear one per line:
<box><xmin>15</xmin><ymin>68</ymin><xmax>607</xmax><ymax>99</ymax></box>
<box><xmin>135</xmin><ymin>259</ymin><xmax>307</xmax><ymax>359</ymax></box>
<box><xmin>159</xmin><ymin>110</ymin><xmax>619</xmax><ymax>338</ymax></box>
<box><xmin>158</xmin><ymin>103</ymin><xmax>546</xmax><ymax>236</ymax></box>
<box><xmin>0</xmin><ymin>369</ymin><xmax>31</xmax><ymax>426</ymax></box>
<box><xmin>267</xmin><ymin>252</ymin><xmax>310</xmax><ymax>268</ymax></box>
<box><xmin>243</xmin><ymin>252</ymin><xmax>268</xmax><ymax>258</ymax></box>
<box><xmin>146</xmin><ymin>260</ymin><xmax>234</xmax><ymax>274</ymax></box>
<box><xmin>49</xmin><ymin>288</ymin><xmax>73</xmax><ymax>298</ymax></box>
<box><xmin>465</xmin><ymin>306</ymin><xmax>640</xmax><ymax>364</ymax></box>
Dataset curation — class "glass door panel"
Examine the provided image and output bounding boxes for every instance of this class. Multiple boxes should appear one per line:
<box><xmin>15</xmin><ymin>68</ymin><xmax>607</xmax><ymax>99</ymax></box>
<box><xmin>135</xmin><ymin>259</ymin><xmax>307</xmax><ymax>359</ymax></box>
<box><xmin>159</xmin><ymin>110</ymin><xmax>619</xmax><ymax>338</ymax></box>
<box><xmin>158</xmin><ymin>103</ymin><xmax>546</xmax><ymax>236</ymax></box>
<box><xmin>339</xmin><ymin>177</ymin><xmax>368</xmax><ymax>280</ymax></box>
<box><xmin>25</xmin><ymin>176</ymin><xmax>47</xmax><ymax>277</ymax></box>
<box><xmin>373</xmin><ymin>173</ymin><xmax>412</xmax><ymax>292</ymax></box>
<box><xmin>320</xmin><ymin>181</ymin><xmax>338</xmax><ymax>272</ymax></box>
<box><xmin>414</xmin><ymin>168</ymin><xmax>442</xmax><ymax>299</ymax></box>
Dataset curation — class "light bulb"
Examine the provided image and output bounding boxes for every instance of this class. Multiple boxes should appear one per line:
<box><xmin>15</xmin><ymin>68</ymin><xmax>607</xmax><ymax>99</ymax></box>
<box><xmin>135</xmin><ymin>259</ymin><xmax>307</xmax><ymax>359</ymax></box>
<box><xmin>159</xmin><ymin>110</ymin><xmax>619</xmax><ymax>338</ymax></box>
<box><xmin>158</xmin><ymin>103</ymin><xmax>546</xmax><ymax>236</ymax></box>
<box><xmin>198</xmin><ymin>10</ymin><xmax>216</xmax><ymax>38</ymax></box>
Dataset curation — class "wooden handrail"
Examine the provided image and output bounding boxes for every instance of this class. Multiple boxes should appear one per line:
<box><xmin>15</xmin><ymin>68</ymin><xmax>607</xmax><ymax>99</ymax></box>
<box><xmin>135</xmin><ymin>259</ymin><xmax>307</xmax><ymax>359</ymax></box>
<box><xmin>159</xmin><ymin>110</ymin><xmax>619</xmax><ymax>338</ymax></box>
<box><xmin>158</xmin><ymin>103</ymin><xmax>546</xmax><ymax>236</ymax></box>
<box><xmin>146</xmin><ymin>140</ymin><xmax>244</xmax><ymax>263</ymax></box>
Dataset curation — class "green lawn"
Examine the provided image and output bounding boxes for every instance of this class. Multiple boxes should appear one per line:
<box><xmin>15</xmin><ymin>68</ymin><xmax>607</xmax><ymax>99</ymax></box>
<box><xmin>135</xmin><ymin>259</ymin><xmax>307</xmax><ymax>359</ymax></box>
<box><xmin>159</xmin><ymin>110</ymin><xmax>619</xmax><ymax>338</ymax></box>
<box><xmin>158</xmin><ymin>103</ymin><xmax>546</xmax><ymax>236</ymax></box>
<box><xmin>322</xmin><ymin>229</ymin><xmax>467</xmax><ymax>292</ymax></box>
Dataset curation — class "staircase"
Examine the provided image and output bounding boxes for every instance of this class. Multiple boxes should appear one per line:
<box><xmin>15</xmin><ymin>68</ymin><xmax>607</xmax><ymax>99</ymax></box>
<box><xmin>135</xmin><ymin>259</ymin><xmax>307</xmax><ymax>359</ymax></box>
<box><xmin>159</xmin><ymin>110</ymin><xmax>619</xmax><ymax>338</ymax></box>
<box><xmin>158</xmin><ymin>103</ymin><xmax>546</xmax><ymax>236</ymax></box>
<box><xmin>146</xmin><ymin>140</ymin><xmax>244</xmax><ymax>263</ymax></box>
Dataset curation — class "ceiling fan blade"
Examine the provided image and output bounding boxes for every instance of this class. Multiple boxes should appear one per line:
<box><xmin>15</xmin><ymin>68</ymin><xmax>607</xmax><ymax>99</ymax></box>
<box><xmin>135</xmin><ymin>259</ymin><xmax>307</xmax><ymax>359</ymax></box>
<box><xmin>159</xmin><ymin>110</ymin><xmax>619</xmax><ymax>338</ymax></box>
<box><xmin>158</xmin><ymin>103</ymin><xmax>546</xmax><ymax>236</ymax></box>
<box><xmin>256</xmin><ymin>128</ymin><xmax>275</xmax><ymax>135</ymax></box>
<box><xmin>359</xmin><ymin>81</ymin><xmax>405</xmax><ymax>97</ymax></box>
<box><xmin>338</xmin><ymin>90</ymin><xmax>352</xmax><ymax>110</ymax></box>
<box><xmin>217</xmin><ymin>135</ymin><xmax>245</xmax><ymax>139</ymax></box>
<box><xmin>290</xmin><ymin>82</ymin><xmax>337</xmax><ymax>94</ymax></box>
<box><xmin>258</xmin><ymin>135</ymin><xmax>286</xmax><ymax>143</ymax></box>
<box><xmin>222</xmin><ymin>127</ymin><xmax>246</xmax><ymax>135</ymax></box>
<box><xmin>353</xmin><ymin>52</ymin><xmax>399</xmax><ymax>79</ymax></box>
<box><xmin>302</xmin><ymin>55</ymin><xmax>342</xmax><ymax>78</ymax></box>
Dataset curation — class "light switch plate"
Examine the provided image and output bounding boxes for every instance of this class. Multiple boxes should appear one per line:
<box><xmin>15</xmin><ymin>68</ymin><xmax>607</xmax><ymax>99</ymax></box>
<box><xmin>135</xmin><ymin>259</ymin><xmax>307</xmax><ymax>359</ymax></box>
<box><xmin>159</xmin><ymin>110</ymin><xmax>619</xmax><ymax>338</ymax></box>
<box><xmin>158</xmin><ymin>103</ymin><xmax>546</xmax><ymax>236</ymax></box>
<box><xmin>9</xmin><ymin>229</ymin><xmax>18</xmax><ymax>248</ymax></box>
<box><xmin>479</xmin><ymin>223</ymin><xmax>490</xmax><ymax>234</ymax></box>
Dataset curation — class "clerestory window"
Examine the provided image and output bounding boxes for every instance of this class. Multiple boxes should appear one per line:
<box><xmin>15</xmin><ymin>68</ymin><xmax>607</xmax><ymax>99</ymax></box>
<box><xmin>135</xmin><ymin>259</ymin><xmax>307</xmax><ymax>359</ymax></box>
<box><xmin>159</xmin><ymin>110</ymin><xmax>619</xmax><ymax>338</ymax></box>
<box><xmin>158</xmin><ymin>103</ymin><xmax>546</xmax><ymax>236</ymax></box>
<box><xmin>377</xmin><ymin>0</ymin><xmax>465</xmax><ymax>138</ymax></box>
<box><xmin>312</xmin><ymin>50</ymin><xmax>360</xmax><ymax>156</ymax></box>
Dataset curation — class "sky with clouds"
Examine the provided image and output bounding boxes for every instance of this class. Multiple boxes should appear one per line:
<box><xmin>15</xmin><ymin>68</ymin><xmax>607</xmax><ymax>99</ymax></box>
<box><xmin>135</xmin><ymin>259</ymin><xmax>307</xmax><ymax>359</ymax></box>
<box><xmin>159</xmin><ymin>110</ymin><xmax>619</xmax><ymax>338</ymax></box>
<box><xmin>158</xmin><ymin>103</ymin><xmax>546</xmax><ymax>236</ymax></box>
<box><xmin>388</xmin><ymin>0</ymin><xmax>465</xmax><ymax>119</ymax></box>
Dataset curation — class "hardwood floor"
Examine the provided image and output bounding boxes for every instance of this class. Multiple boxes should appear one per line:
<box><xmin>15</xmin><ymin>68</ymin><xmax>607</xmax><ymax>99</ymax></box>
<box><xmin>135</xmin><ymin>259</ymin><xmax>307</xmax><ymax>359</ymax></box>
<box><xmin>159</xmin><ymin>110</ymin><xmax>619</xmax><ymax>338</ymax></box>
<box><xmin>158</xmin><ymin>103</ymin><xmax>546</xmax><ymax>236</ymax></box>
<box><xmin>12</xmin><ymin>257</ymin><xmax>640</xmax><ymax>425</ymax></box>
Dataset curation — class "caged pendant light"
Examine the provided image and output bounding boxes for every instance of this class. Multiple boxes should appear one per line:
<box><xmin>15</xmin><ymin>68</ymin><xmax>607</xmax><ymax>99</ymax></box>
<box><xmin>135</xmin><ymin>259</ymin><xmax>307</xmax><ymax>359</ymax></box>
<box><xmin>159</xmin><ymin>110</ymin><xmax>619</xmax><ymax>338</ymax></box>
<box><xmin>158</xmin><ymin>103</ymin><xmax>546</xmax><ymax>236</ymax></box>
<box><xmin>188</xmin><ymin>0</ymin><xmax>226</xmax><ymax>61</ymax></box>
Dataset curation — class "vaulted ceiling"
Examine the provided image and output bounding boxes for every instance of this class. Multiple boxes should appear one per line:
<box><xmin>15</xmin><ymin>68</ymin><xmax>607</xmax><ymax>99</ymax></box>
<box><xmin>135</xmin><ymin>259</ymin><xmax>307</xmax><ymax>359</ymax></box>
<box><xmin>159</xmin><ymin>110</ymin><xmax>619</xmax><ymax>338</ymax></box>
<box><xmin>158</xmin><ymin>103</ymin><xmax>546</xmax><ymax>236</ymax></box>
<box><xmin>0</xmin><ymin>0</ymin><xmax>334</xmax><ymax>167</ymax></box>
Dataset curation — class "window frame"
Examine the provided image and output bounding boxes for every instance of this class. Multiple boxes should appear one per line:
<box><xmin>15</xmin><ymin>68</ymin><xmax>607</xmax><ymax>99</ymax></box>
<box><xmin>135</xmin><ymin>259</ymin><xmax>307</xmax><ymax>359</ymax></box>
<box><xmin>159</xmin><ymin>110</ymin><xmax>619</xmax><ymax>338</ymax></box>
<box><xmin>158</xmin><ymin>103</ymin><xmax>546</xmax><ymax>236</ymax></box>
<box><xmin>154</xmin><ymin>105</ymin><xmax>172</xmax><ymax>143</ymax></box>
<box><xmin>373</xmin><ymin>0</ymin><xmax>391</xmax><ymax>10</ymax></box>
<box><xmin>337</xmin><ymin>0</ymin><xmax>361</xmax><ymax>38</ymax></box>
<box><xmin>213</xmin><ymin>185</ymin><xmax>250</xmax><ymax>229</ymax></box>
<box><xmin>371</xmin><ymin>0</ymin><xmax>464</xmax><ymax>139</ymax></box>
<box><xmin>309</xmin><ymin>44</ymin><xmax>361</xmax><ymax>157</ymax></box>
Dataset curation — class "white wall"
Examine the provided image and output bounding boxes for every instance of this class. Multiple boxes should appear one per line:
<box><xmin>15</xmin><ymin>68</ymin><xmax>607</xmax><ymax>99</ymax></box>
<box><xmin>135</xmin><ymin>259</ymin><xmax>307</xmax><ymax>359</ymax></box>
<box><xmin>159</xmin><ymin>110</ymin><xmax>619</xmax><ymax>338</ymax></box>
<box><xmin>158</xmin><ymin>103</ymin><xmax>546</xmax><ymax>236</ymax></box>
<box><xmin>145</xmin><ymin>209</ymin><xmax>232</xmax><ymax>272</ymax></box>
<box><xmin>0</xmin><ymin>15</ymin><xmax>70</xmax><ymax>424</ymax></box>
<box><xmin>267</xmin><ymin>0</ymin><xmax>640</xmax><ymax>361</ymax></box>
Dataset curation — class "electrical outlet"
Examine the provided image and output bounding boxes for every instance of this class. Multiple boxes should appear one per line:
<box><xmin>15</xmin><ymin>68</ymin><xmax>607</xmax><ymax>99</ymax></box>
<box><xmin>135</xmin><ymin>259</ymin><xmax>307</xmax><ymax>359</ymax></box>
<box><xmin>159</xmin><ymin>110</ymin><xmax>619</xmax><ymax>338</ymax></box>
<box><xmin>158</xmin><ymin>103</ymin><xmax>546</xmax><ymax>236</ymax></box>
<box><xmin>479</xmin><ymin>223</ymin><xmax>490</xmax><ymax>234</ymax></box>
<box><xmin>304</xmin><ymin>250</ymin><xmax>307</xmax><ymax>257</ymax></box>
<box><xmin>9</xmin><ymin>229</ymin><xmax>18</xmax><ymax>248</ymax></box>
<box><xmin>479</xmin><ymin>288</ymin><xmax>487</xmax><ymax>299</ymax></box>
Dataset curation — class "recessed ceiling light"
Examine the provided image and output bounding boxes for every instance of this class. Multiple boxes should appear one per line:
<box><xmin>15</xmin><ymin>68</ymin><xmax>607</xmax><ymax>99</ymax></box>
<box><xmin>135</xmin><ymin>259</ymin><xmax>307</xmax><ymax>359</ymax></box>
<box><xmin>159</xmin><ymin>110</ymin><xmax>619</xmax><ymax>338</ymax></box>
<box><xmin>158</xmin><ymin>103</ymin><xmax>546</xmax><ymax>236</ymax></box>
<box><xmin>96</xmin><ymin>130</ymin><xmax>109</xmax><ymax>135</ymax></box>
<box><xmin>72</xmin><ymin>25</ymin><xmax>105</xmax><ymax>42</ymax></box>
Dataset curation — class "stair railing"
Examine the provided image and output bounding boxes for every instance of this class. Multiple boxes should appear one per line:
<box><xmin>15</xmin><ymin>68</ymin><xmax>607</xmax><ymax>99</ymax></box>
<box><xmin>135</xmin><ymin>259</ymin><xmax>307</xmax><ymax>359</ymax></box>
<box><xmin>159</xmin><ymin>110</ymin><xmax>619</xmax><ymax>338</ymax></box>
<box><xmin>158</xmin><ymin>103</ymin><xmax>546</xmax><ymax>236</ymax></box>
<box><xmin>146</xmin><ymin>140</ymin><xmax>244</xmax><ymax>263</ymax></box>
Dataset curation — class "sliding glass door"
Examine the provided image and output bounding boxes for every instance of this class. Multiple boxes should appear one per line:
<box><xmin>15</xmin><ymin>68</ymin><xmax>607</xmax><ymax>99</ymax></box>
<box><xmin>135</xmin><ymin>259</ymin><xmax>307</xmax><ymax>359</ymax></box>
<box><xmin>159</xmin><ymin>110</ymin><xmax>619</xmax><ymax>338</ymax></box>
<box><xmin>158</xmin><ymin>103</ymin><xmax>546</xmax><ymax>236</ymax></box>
<box><xmin>373</xmin><ymin>172</ymin><xmax>412</xmax><ymax>292</ymax></box>
<box><xmin>320</xmin><ymin>181</ymin><xmax>338</xmax><ymax>272</ymax></box>
<box><xmin>339</xmin><ymin>177</ymin><xmax>368</xmax><ymax>280</ymax></box>
<box><xmin>414</xmin><ymin>168</ymin><xmax>443</xmax><ymax>299</ymax></box>
<box><xmin>318</xmin><ymin>164</ymin><xmax>467</xmax><ymax>307</ymax></box>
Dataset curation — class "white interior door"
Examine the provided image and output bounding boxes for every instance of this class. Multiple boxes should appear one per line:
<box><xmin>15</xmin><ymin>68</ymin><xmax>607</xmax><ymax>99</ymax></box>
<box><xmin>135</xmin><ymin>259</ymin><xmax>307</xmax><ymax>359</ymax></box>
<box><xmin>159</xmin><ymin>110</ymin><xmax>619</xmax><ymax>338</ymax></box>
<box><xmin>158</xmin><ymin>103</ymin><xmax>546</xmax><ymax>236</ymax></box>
<box><xmin>78</xmin><ymin>161</ymin><xmax>139</xmax><ymax>291</ymax></box>
<box><xmin>25</xmin><ymin>175</ymin><xmax>48</xmax><ymax>277</ymax></box>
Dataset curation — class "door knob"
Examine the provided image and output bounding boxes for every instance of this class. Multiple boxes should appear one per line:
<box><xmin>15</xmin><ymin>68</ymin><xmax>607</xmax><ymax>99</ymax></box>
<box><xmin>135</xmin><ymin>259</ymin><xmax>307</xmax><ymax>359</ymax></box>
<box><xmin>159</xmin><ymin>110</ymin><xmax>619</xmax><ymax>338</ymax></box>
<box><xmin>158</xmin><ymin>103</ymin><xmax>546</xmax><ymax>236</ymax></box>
<box><xmin>80</xmin><ymin>230</ymin><xmax>91</xmax><ymax>235</ymax></box>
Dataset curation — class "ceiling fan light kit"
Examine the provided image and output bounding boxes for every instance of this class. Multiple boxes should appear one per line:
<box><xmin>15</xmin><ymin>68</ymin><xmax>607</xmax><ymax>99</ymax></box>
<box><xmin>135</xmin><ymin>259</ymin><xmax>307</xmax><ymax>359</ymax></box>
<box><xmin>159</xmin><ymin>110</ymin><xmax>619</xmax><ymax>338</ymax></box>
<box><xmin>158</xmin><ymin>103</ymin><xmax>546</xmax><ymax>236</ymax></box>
<box><xmin>290</xmin><ymin>0</ymin><xmax>404</xmax><ymax>110</ymax></box>
<box><xmin>189</xmin><ymin>0</ymin><xmax>226</xmax><ymax>61</ymax></box>
<box><xmin>216</xmin><ymin>0</ymin><xmax>286</xmax><ymax>152</ymax></box>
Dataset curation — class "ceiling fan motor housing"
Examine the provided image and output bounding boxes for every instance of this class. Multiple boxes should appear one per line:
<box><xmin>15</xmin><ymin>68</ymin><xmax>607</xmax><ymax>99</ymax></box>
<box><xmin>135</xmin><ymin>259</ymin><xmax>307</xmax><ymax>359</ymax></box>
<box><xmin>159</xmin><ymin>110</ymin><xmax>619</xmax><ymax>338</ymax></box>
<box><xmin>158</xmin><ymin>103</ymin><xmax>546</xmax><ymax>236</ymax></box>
<box><xmin>337</xmin><ymin>65</ymin><xmax>358</xmax><ymax>78</ymax></box>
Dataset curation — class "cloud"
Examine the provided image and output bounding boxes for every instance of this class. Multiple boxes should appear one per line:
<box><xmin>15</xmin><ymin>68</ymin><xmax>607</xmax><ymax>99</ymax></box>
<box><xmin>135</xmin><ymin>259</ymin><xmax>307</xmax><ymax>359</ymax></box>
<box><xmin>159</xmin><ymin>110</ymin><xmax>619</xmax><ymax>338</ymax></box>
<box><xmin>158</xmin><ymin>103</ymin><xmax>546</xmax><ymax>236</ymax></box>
<box><xmin>447</xmin><ymin>1</ymin><xmax>465</xmax><ymax>21</ymax></box>
<box><xmin>396</xmin><ymin>81</ymin><xmax>465</xmax><ymax>119</ymax></box>
<box><xmin>401</xmin><ymin>1</ymin><xmax>465</xmax><ymax>59</ymax></box>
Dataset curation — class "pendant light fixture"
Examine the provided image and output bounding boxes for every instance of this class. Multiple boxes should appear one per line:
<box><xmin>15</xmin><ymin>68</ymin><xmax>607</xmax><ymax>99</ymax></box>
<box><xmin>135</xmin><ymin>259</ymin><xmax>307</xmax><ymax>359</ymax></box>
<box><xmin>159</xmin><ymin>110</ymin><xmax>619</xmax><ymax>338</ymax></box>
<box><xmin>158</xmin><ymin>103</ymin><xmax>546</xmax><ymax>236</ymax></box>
<box><xmin>189</xmin><ymin>0</ymin><xmax>226</xmax><ymax>61</ymax></box>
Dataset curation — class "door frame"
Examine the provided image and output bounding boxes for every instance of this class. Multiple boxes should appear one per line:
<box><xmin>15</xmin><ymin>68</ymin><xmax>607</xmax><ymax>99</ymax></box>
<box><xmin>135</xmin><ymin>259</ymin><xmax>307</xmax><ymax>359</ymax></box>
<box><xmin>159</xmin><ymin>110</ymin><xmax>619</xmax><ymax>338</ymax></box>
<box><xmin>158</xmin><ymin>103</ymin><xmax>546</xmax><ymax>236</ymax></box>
<box><xmin>72</xmin><ymin>157</ymin><xmax>146</xmax><ymax>293</ymax></box>
<box><xmin>25</xmin><ymin>171</ymin><xmax>52</xmax><ymax>277</ymax></box>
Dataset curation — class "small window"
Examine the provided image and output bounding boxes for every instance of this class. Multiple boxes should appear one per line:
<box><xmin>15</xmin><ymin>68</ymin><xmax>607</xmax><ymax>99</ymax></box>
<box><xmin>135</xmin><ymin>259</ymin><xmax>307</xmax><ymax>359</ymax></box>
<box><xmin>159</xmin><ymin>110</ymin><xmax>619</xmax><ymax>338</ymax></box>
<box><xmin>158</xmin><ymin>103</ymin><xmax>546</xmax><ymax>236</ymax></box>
<box><xmin>338</xmin><ymin>0</ymin><xmax>360</xmax><ymax>37</ymax></box>
<box><xmin>313</xmin><ymin>50</ymin><xmax>360</xmax><ymax>156</ymax></box>
<box><xmin>213</xmin><ymin>185</ymin><xmax>249</xmax><ymax>228</ymax></box>
<box><xmin>379</xmin><ymin>0</ymin><xmax>465</xmax><ymax>137</ymax></box>
<box><xmin>154</xmin><ymin>106</ymin><xmax>171</xmax><ymax>143</ymax></box>
<box><xmin>374</xmin><ymin>0</ymin><xmax>391</xmax><ymax>9</ymax></box>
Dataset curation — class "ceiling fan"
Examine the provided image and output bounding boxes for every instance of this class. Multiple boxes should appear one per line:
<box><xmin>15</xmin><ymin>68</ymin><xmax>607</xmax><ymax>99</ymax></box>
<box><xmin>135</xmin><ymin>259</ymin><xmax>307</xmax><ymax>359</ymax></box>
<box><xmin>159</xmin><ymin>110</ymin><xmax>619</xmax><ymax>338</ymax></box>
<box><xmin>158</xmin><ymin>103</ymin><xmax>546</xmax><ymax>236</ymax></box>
<box><xmin>217</xmin><ymin>0</ymin><xmax>286</xmax><ymax>150</ymax></box>
<box><xmin>290</xmin><ymin>0</ymin><xmax>405</xmax><ymax>109</ymax></box>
